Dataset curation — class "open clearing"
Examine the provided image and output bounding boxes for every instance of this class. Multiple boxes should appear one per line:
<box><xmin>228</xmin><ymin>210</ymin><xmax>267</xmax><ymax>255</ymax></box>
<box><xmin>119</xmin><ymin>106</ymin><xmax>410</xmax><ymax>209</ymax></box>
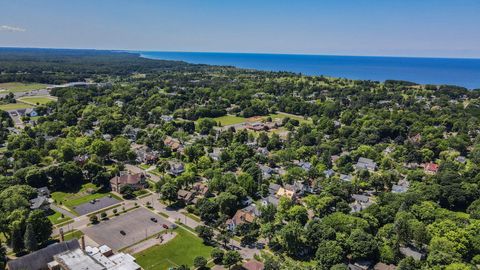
<box><xmin>212</xmin><ymin>115</ymin><xmax>247</xmax><ymax>125</ymax></box>
<box><xmin>0</xmin><ymin>82</ymin><xmax>48</xmax><ymax>93</ymax></box>
<box><xmin>135</xmin><ymin>227</ymin><xmax>213</xmax><ymax>270</ymax></box>
<box><xmin>17</xmin><ymin>96</ymin><xmax>56</xmax><ymax>105</ymax></box>
<box><xmin>82</xmin><ymin>208</ymin><xmax>173</xmax><ymax>251</ymax></box>
<box><xmin>47</xmin><ymin>210</ymin><xmax>72</xmax><ymax>225</ymax></box>
<box><xmin>0</xmin><ymin>103</ymin><xmax>34</xmax><ymax>111</ymax></box>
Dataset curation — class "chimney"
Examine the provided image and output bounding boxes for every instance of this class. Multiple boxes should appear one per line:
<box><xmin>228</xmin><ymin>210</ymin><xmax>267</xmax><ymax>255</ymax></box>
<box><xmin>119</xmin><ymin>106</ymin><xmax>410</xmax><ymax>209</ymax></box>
<box><xmin>80</xmin><ymin>235</ymin><xmax>85</xmax><ymax>250</ymax></box>
<box><xmin>59</xmin><ymin>228</ymin><xmax>65</xmax><ymax>242</ymax></box>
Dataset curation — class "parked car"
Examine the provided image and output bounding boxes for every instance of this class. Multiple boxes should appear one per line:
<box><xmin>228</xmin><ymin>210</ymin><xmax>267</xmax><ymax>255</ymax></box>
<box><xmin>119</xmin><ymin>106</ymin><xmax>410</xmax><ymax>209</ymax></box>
<box><xmin>162</xmin><ymin>224</ymin><xmax>169</xmax><ymax>229</ymax></box>
<box><xmin>150</xmin><ymin>217</ymin><xmax>158</xmax><ymax>222</ymax></box>
<box><xmin>120</xmin><ymin>230</ymin><xmax>126</xmax><ymax>236</ymax></box>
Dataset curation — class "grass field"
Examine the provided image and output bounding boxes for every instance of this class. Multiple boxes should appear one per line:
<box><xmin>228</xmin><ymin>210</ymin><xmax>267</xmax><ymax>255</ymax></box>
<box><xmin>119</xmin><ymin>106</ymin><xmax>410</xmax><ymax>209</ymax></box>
<box><xmin>268</xmin><ymin>112</ymin><xmax>312</xmax><ymax>124</ymax></box>
<box><xmin>17</xmin><ymin>96</ymin><xmax>56</xmax><ymax>105</ymax></box>
<box><xmin>63</xmin><ymin>230</ymin><xmax>84</xmax><ymax>241</ymax></box>
<box><xmin>135</xmin><ymin>228</ymin><xmax>213</xmax><ymax>270</ymax></box>
<box><xmin>51</xmin><ymin>183</ymin><xmax>120</xmax><ymax>214</ymax></box>
<box><xmin>213</xmin><ymin>115</ymin><xmax>247</xmax><ymax>125</ymax></box>
<box><xmin>48</xmin><ymin>210</ymin><xmax>72</xmax><ymax>225</ymax></box>
<box><xmin>0</xmin><ymin>82</ymin><xmax>47</xmax><ymax>93</ymax></box>
<box><xmin>0</xmin><ymin>102</ymin><xmax>34</xmax><ymax>111</ymax></box>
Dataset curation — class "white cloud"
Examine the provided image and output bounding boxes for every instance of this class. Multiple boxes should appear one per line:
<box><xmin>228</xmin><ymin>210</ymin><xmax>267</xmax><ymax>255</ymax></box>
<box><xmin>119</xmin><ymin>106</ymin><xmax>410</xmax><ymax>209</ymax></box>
<box><xmin>0</xmin><ymin>25</ymin><xmax>26</xmax><ymax>32</ymax></box>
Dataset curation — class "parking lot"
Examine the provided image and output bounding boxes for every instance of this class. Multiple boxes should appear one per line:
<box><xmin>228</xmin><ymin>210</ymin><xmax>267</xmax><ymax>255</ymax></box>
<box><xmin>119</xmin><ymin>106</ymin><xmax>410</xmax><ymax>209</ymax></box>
<box><xmin>82</xmin><ymin>208</ymin><xmax>173</xmax><ymax>251</ymax></box>
<box><xmin>74</xmin><ymin>196</ymin><xmax>121</xmax><ymax>215</ymax></box>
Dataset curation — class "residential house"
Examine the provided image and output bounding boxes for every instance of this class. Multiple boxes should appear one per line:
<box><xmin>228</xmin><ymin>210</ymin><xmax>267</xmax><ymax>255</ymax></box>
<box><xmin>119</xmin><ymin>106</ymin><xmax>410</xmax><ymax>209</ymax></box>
<box><xmin>399</xmin><ymin>246</ymin><xmax>425</xmax><ymax>261</ymax></box>
<box><xmin>132</xmin><ymin>144</ymin><xmax>158</xmax><ymax>164</ymax></box>
<box><xmin>168</xmin><ymin>161</ymin><xmax>185</xmax><ymax>176</ymax></box>
<box><xmin>392</xmin><ymin>178</ymin><xmax>410</xmax><ymax>193</ymax></box>
<box><xmin>110</xmin><ymin>172</ymin><xmax>146</xmax><ymax>193</ymax></box>
<box><xmin>164</xmin><ymin>136</ymin><xmax>184</xmax><ymax>152</ymax></box>
<box><xmin>324</xmin><ymin>169</ymin><xmax>335</xmax><ymax>178</ymax></box>
<box><xmin>73</xmin><ymin>154</ymin><xmax>89</xmax><ymax>165</ymax></box>
<box><xmin>259</xmin><ymin>164</ymin><xmax>274</xmax><ymax>179</ymax></box>
<box><xmin>177</xmin><ymin>189</ymin><xmax>195</xmax><ymax>204</ymax></box>
<box><xmin>192</xmin><ymin>182</ymin><xmax>210</xmax><ymax>197</ymax></box>
<box><xmin>30</xmin><ymin>187</ymin><xmax>51</xmax><ymax>211</ymax></box>
<box><xmin>423</xmin><ymin>162</ymin><xmax>439</xmax><ymax>175</ymax></box>
<box><xmin>350</xmin><ymin>194</ymin><xmax>374</xmax><ymax>213</ymax></box>
<box><xmin>285</xmin><ymin>181</ymin><xmax>305</xmax><ymax>197</ymax></box>
<box><xmin>226</xmin><ymin>204</ymin><xmax>260</xmax><ymax>231</ymax></box>
<box><xmin>256</xmin><ymin>147</ymin><xmax>269</xmax><ymax>156</ymax></box>
<box><xmin>276</xmin><ymin>187</ymin><xmax>296</xmax><ymax>200</ymax></box>
<box><xmin>161</xmin><ymin>115</ymin><xmax>174</xmax><ymax>122</ymax></box>
<box><xmin>331</xmin><ymin>155</ymin><xmax>340</xmax><ymax>164</ymax></box>
<box><xmin>348</xmin><ymin>261</ymin><xmax>373</xmax><ymax>270</ymax></box>
<box><xmin>261</xmin><ymin>195</ymin><xmax>279</xmax><ymax>207</ymax></box>
<box><xmin>408</xmin><ymin>133</ymin><xmax>422</xmax><ymax>144</ymax></box>
<box><xmin>455</xmin><ymin>156</ymin><xmax>467</xmax><ymax>164</ymax></box>
<box><xmin>268</xmin><ymin>183</ymin><xmax>281</xmax><ymax>196</ymax></box>
<box><xmin>340</xmin><ymin>174</ymin><xmax>353</xmax><ymax>182</ymax></box>
<box><xmin>208</xmin><ymin>147</ymin><xmax>223</xmax><ymax>161</ymax></box>
<box><xmin>355</xmin><ymin>157</ymin><xmax>377</xmax><ymax>172</ymax></box>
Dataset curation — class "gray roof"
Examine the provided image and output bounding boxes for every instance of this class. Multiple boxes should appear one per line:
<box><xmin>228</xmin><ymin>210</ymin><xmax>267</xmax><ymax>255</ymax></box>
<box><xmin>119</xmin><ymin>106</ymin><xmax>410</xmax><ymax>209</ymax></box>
<box><xmin>399</xmin><ymin>246</ymin><xmax>425</xmax><ymax>261</ymax></box>
<box><xmin>7</xmin><ymin>240</ymin><xmax>80</xmax><ymax>270</ymax></box>
<box><xmin>352</xmin><ymin>194</ymin><xmax>370</xmax><ymax>203</ymax></box>
<box><xmin>262</xmin><ymin>195</ymin><xmax>279</xmax><ymax>207</ymax></box>
<box><xmin>30</xmin><ymin>196</ymin><xmax>49</xmax><ymax>210</ymax></box>
<box><xmin>340</xmin><ymin>174</ymin><xmax>353</xmax><ymax>181</ymax></box>
<box><xmin>392</xmin><ymin>184</ymin><xmax>408</xmax><ymax>193</ymax></box>
<box><xmin>356</xmin><ymin>157</ymin><xmax>377</xmax><ymax>171</ymax></box>
<box><xmin>268</xmin><ymin>183</ymin><xmax>281</xmax><ymax>194</ymax></box>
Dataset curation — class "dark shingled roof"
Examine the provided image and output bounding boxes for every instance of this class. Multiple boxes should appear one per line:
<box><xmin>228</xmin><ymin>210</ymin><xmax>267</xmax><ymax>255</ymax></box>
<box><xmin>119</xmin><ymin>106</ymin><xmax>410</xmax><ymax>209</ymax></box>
<box><xmin>6</xmin><ymin>239</ymin><xmax>80</xmax><ymax>270</ymax></box>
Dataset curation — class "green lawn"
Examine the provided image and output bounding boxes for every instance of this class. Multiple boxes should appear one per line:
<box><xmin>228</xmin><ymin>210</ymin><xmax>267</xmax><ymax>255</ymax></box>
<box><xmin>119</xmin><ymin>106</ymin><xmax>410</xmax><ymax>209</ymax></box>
<box><xmin>0</xmin><ymin>102</ymin><xmax>34</xmax><ymax>111</ymax></box>
<box><xmin>17</xmin><ymin>96</ymin><xmax>56</xmax><ymax>105</ymax></box>
<box><xmin>213</xmin><ymin>115</ymin><xmax>247</xmax><ymax>126</ymax></box>
<box><xmin>63</xmin><ymin>230</ymin><xmax>84</xmax><ymax>241</ymax></box>
<box><xmin>51</xmin><ymin>183</ymin><xmax>121</xmax><ymax>214</ymax></box>
<box><xmin>268</xmin><ymin>112</ymin><xmax>312</xmax><ymax>124</ymax></box>
<box><xmin>135</xmin><ymin>228</ymin><xmax>213</xmax><ymax>270</ymax></box>
<box><xmin>48</xmin><ymin>210</ymin><xmax>72</xmax><ymax>225</ymax></box>
<box><xmin>0</xmin><ymin>82</ymin><xmax>47</xmax><ymax>93</ymax></box>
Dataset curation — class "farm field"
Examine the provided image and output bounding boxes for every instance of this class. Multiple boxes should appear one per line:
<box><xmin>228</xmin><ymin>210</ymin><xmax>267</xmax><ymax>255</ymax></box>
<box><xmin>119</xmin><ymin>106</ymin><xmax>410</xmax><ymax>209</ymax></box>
<box><xmin>0</xmin><ymin>82</ymin><xmax>48</xmax><ymax>93</ymax></box>
<box><xmin>134</xmin><ymin>227</ymin><xmax>213</xmax><ymax>270</ymax></box>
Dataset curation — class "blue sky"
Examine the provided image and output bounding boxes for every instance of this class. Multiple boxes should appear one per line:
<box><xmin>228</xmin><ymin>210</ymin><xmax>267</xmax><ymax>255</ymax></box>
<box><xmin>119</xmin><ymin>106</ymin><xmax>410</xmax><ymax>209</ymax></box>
<box><xmin>1</xmin><ymin>0</ymin><xmax>480</xmax><ymax>58</ymax></box>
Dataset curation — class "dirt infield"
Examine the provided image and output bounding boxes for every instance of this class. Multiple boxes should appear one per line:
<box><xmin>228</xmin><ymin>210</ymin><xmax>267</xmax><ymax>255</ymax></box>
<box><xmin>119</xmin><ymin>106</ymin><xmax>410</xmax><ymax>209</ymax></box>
<box><xmin>82</xmin><ymin>208</ymin><xmax>173</xmax><ymax>251</ymax></box>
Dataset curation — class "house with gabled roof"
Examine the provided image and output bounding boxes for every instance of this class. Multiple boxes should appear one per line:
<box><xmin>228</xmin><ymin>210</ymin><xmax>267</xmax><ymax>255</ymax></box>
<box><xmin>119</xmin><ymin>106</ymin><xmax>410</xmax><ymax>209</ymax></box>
<box><xmin>423</xmin><ymin>162</ymin><xmax>439</xmax><ymax>174</ymax></box>
<box><xmin>355</xmin><ymin>157</ymin><xmax>377</xmax><ymax>172</ymax></box>
<box><xmin>226</xmin><ymin>204</ymin><xmax>260</xmax><ymax>231</ymax></box>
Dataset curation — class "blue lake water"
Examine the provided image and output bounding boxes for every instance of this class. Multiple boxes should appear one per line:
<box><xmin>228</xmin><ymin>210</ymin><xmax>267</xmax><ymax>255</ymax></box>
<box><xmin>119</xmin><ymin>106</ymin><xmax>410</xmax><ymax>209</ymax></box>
<box><xmin>139</xmin><ymin>51</ymin><xmax>480</xmax><ymax>89</ymax></box>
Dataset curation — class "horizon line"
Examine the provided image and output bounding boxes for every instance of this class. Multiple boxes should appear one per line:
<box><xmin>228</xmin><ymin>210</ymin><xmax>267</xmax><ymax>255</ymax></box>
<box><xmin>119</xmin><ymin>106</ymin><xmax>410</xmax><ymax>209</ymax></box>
<box><xmin>2</xmin><ymin>46</ymin><xmax>480</xmax><ymax>61</ymax></box>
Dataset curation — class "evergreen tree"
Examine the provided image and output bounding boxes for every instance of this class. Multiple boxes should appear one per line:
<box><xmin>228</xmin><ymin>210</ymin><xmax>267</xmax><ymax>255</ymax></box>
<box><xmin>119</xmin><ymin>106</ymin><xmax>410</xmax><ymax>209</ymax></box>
<box><xmin>24</xmin><ymin>223</ymin><xmax>37</xmax><ymax>252</ymax></box>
